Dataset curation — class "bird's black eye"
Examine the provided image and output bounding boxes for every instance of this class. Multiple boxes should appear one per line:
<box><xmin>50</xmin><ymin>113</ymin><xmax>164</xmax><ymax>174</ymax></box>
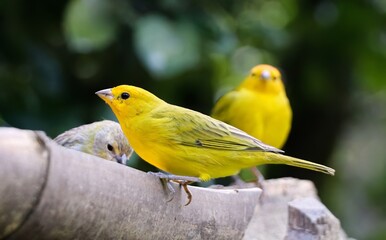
<box><xmin>107</xmin><ymin>144</ymin><xmax>114</xmax><ymax>152</ymax></box>
<box><xmin>121</xmin><ymin>92</ymin><xmax>130</xmax><ymax>100</ymax></box>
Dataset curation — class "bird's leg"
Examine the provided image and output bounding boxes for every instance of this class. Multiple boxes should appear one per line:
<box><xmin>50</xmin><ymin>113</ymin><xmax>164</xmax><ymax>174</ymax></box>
<box><xmin>160</xmin><ymin>178</ymin><xmax>176</xmax><ymax>202</ymax></box>
<box><xmin>147</xmin><ymin>171</ymin><xmax>200</xmax><ymax>182</ymax></box>
<box><xmin>147</xmin><ymin>172</ymin><xmax>200</xmax><ymax>205</ymax></box>
<box><xmin>231</xmin><ymin>167</ymin><xmax>265</xmax><ymax>188</ymax></box>
<box><xmin>172</xmin><ymin>180</ymin><xmax>193</xmax><ymax>206</ymax></box>
<box><xmin>251</xmin><ymin>167</ymin><xmax>265</xmax><ymax>189</ymax></box>
<box><xmin>148</xmin><ymin>172</ymin><xmax>177</xmax><ymax>202</ymax></box>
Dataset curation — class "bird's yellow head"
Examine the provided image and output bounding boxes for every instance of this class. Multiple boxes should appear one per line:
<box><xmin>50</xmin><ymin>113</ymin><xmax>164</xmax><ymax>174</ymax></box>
<box><xmin>238</xmin><ymin>64</ymin><xmax>286</xmax><ymax>95</ymax></box>
<box><xmin>96</xmin><ymin>85</ymin><xmax>164</xmax><ymax>120</ymax></box>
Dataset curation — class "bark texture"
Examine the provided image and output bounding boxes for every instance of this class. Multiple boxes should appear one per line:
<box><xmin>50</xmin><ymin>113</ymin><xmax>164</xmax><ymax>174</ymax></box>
<box><xmin>0</xmin><ymin>127</ymin><xmax>261</xmax><ymax>240</ymax></box>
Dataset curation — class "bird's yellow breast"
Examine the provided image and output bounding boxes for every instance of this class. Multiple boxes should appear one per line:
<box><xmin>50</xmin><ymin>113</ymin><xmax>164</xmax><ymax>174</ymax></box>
<box><xmin>213</xmin><ymin>88</ymin><xmax>292</xmax><ymax>149</ymax></box>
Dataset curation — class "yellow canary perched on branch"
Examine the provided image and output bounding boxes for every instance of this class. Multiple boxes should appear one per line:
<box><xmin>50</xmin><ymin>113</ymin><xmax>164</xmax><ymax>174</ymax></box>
<box><xmin>96</xmin><ymin>85</ymin><xmax>334</xmax><ymax>181</ymax></box>
<box><xmin>54</xmin><ymin>120</ymin><xmax>133</xmax><ymax>165</ymax></box>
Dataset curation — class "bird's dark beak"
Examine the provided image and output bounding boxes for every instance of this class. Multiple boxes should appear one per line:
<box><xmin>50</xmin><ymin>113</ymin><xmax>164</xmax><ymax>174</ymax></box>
<box><xmin>115</xmin><ymin>153</ymin><xmax>127</xmax><ymax>165</ymax></box>
<box><xmin>95</xmin><ymin>88</ymin><xmax>113</xmax><ymax>101</ymax></box>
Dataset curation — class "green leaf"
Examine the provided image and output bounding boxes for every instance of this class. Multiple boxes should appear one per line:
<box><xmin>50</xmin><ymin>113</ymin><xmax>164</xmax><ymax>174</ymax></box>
<box><xmin>134</xmin><ymin>15</ymin><xmax>201</xmax><ymax>79</ymax></box>
<box><xmin>63</xmin><ymin>0</ymin><xmax>118</xmax><ymax>53</ymax></box>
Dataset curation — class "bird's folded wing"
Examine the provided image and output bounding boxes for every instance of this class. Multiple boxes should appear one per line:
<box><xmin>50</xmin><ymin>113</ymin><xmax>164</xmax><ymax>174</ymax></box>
<box><xmin>174</xmin><ymin>111</ymin><xmax>283</xmax><ymax>153</ymax></box>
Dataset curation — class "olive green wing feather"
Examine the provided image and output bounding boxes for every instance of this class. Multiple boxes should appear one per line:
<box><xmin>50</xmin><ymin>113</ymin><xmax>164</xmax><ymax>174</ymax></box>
<box><xmin>168</xmin><ymin>106</ymin><xmax>282</xmax><ymax>153</ymax></box>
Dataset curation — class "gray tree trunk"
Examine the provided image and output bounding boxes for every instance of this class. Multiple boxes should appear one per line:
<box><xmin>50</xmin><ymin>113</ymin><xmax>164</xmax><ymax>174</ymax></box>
<box><xmin>0</xmin><ymin>128</ymin><xmax>260</xmax><ymax>240</ymax></box>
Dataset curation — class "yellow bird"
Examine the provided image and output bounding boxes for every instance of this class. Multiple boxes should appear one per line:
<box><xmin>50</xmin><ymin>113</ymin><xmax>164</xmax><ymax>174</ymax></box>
<box><xmin>96</xmin><ymin>85</ymin><xmax>334</xmax><ymax>182</ymax></box>
<box><xmin>212</xmin><ymin>64</ymin><xmax>292</xmax><ymax>149</ymax></box>
<box><xmin>211</xmin><ymin>64</ymin><xmax>292</xmax><ymax>182</ymax></box>
<box><xmin>54</xmin><ymin>120</ymin><xmax>133</xmax><ymax>164</ymax></box>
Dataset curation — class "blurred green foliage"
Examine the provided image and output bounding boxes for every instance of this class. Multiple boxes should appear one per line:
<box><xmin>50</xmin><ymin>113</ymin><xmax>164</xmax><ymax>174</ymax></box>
<box><xmin>0</xmin><ymin>0</ymin><xmax>385</xmax><ymax>238</ymax></box>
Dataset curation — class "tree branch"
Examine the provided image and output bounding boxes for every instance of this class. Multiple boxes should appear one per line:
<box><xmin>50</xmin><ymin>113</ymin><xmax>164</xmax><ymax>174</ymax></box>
<box><xmin>0</xmin><ymin>128</ymin><xmax>261</xmax><ymax>240</ymax></box>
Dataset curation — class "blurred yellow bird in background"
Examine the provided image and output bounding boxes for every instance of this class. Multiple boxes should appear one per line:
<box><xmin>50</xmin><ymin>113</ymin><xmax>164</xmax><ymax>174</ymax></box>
<box><xmin>55</xmin><ymin>120</ymin><xmax>133</xmax><ymax>165</ymax></box>
<box><xmin>96</xmin><ymin>85</ymin><xmax>333</xmax><ymax>182</ymax></box>
<box><xmin>211</xmin><ymin>64</ymin><xmax>292</xmax><ymax>182</ymax></box>
<box><xmin>212</xmin><ymin>64</ymin><xmax>292</xmax><ymax>149</ymax></box>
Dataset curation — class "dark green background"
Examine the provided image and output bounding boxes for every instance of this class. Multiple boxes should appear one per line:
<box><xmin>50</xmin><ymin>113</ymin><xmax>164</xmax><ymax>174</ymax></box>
<box><xmin>1</xmin><ymin>0</ymin><xmax>385</xmax><ymax>238</ymax></box>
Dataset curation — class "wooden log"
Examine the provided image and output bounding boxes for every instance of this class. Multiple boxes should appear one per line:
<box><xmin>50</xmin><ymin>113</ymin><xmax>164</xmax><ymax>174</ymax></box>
<box><xmin>285</xmin><ymin>197</ymin><xmax>346</xmax><ymax>240</ymax></box>
<box><xmin>243</xmin><ymin>178</ymin><xmax>318</xmax><ymax>240</ymax></box>
<box><xmin>0</xmin><ymin>128</ymin><xmax>261</xmax><ymax>240</ymax></box>
<box><xmin>0</xmin><ymin>128</ymin><xmax>49</xmax><ymax>238</ymax></box>
<box><xmin>243</xmin><ymin>178</ymin><xmax>349</xmax><ymax>240</ymax></box>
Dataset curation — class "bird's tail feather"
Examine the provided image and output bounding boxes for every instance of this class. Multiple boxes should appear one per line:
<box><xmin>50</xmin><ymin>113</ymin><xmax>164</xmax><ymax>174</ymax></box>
<box><xmin>264</xmin><ymin>153</ymin><xmax>335</xmax><ymax>175</ymax></box>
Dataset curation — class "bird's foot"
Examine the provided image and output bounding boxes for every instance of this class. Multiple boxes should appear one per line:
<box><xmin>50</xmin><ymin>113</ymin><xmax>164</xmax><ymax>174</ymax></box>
<box><xmin>147</xmin><ymin>172</ymin><xmax>200</xmax><ymax>182</ymax></box>
<box><xmin>147</xmin><ymin>172</ymin><xmax>200</xmax><ymax>205</ymax></box>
